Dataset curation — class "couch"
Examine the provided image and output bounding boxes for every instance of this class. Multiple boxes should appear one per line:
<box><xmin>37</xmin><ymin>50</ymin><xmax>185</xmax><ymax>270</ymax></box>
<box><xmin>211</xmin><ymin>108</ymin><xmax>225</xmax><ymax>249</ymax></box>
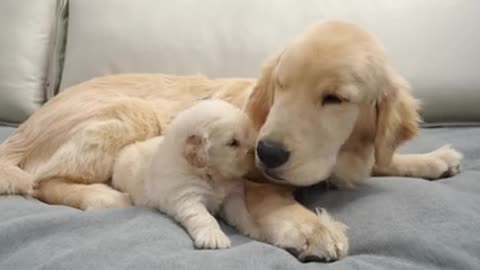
<box><xmin>1</xmin><ymin>1</ymin><xmax>479</xmax><ymax>269</ymax></box>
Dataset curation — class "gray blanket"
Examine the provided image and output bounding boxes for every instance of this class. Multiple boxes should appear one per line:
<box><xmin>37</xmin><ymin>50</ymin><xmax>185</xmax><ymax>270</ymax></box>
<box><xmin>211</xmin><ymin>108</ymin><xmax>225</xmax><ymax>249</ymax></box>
<box><xmin>1</xmin><ymin>126</ymin><xmax>479</xmax><ymax>270</ymax></box>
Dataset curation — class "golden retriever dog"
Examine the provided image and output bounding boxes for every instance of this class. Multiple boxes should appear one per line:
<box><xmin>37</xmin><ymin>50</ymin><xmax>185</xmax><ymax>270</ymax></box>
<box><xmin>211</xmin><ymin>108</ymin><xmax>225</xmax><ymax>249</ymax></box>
<box><xmin>112</xmin><ymin>99</ymin><xmax>258</xmax><ymax>249</ymax></box>
<box><xmin>0</xmin><ymin>20</ymin><xmax>462</xmax><ymax>262</ymax></box>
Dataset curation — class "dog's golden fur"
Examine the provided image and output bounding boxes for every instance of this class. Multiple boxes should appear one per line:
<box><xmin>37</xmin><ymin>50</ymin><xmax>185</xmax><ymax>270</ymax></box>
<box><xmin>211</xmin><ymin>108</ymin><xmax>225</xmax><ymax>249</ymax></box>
<box><xmin>0</xmin><ymin>20</ymin><xmax>462</xmax><ymax>261</ymax></box>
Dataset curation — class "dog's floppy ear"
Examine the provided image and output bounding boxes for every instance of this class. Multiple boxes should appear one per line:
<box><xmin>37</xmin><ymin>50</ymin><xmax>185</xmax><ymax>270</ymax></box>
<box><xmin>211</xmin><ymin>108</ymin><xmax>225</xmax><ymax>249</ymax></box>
<box><xmin>374</xmin><ymin>67</ymin><xmax>421</xmax><ymax>167</ymax></box>
<box><xmin>183</xmin><ymin>134</ymin><xmax>208</xmax><ymax>168</ymax></box>
<box><xmin>243</xmin><ymin>52</ymin><xmax>283</xmax><ymax>130</ymax></box>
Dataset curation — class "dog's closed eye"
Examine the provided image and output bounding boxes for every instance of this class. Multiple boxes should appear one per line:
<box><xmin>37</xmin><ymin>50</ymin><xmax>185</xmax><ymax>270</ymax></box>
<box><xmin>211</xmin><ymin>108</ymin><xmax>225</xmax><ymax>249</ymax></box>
<box><xmin>227</xmin><ymin>138</ymin><xmax>239</xmax><ymax>147</ymax></box>
<box><xmin>322</xmin><ymin>94</ymin><xmax>343</xmax><ymax>105</ymax></box>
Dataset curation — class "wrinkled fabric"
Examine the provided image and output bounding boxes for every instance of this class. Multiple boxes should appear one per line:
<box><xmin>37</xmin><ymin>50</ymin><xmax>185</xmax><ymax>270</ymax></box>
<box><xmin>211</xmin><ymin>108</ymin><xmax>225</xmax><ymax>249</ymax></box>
<box><xmin>0</xmin><ymin>127</ymin><xmax>479</xmax><ymax>270</ymax></box>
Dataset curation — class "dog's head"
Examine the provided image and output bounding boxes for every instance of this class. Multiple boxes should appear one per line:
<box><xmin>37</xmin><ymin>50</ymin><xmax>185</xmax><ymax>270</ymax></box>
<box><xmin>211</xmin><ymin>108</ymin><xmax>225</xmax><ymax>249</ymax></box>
<box><xmin>244</xmin><ymin>20</ymin><xmax>420</xmax><ymax>187</ymax></box>
<box><xmin>168</xmin><ymin>100</ymin><xmax>257</xmax><ymax>179</ymax></box>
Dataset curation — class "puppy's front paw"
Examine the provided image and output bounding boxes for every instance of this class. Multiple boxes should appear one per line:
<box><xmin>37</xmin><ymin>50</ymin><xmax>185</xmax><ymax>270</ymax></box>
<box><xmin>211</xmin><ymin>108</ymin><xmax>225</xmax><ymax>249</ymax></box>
<box><xmin>193</xmin><ymin>227</ymin><xmax>231</xmax><ymax>249</ymax></box>
<box><xmin>282</xmin><ymin>209</ymin><xmax>348</xmax><ymax>262</ymax></box>
<box><xmin>425</xmin><ymin>145</ymin><xmax>463</xmax><ymax>180</ymax></box>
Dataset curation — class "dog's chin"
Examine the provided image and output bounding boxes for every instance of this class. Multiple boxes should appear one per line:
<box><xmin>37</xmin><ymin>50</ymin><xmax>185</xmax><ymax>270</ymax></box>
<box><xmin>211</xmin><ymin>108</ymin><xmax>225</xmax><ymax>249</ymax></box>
<box><xmin>261</xmin><ymin>169</ymin><xmax>289</xmax><ymax>185</ymax></box>
<box><xmin>260</xmin><ymin>168</ymin><xmax>329</xmax><ymax>187</ymax></box>
<box><xmin>257</xmin><ymin>169</ymin><xmax>299</xmax><ymax>187</ymax></box>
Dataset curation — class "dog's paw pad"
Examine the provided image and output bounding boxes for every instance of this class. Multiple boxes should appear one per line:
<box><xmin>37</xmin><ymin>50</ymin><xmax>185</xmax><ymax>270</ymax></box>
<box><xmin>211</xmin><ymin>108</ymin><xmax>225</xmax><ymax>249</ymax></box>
<box><xmin>439</xmin><ymin>164</ymin><xmax>461</xmax><ymax>178</ymax></box>
<box><xmin>283</xmin><ymin>209</ymin><xmax>349</xmax><ymax>263</ymax></box>
<box><xmin>427</xmin><ymin>145</ymin><xmax>463</xmax><ymax>180</ymax></box>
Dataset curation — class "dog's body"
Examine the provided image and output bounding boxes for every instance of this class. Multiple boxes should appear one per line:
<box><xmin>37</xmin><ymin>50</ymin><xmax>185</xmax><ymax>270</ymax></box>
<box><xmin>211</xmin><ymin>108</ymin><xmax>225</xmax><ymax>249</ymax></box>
<box><xmin>112</xmin><ymin>100</ymin><xmax>258</xmax><ymax>249</ymax></box>
<box><xmin>0</xmin><ymin>20</ymin><xmax>462</xmax><ymax>262</ymax></box>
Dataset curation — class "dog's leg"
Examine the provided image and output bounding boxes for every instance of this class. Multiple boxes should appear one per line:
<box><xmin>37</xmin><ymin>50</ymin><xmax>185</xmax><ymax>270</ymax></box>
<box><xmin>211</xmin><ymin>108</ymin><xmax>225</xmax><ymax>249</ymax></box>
<box><xmin>220</xmin><ymin>185</ymin><xmax>260</xmax><ymax>239</ymax></box>
<box><xmin>236</xmin><ymin>181</ymin><xmax>349</xmax><ymax>262</ymax></box>
<box><xmin>173</xmin><ymin>199</ymin><xmax>231</xmax><ymax>249</ymax></box>
<box><xmin>373</xmin><ymin>145</ymin><xmax>463</xmax><ymax>180</ymax></box>
<box><xmin>33</xmin><ymin>99</ymin><xmax>161</xmax><ymax>210</ymax></box>
<box><xmin>0</xmin><ymin>165</ymin><xmax>33</xmax><ymax>195</ymax></box>
<box><xmin>34</xmin><ymin>178</ymin><xmax>132</xmax><ymax>210</ymax></box>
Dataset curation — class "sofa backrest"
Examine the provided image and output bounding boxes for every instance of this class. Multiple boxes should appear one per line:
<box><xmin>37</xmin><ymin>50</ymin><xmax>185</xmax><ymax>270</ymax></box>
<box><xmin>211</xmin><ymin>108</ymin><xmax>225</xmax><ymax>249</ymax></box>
<box><xmin>0</xmin><ymin>0</ymin><xmax>67</xmax><ymax>125</ymax></box>
<box><xmin>1</xmin><ymin>0</ymin><xmax>479</xmax><ymax>125</ymax></box>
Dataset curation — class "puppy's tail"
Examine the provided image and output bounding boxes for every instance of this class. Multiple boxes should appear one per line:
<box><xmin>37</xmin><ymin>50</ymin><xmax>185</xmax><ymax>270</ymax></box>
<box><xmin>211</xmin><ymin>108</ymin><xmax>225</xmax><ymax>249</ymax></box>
<box><xmin>0</xmin><ymin>129</ymin><xmax>34</xmax><ymax>195</ymax></box>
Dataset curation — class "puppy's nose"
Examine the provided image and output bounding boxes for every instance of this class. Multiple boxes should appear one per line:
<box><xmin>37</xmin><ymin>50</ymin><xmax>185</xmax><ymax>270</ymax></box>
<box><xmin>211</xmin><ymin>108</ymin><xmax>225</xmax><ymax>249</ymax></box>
<box><xmin>256</xmin><ymin>139</ymin><xmax>290</xmax><ymax>169</ymax></box>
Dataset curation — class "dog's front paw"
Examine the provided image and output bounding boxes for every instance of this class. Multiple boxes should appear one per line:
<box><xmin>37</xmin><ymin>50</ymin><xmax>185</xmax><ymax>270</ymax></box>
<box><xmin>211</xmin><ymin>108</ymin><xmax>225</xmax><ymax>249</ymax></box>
<box><xmin>425</xmin><ymin>145</ymin><xmax>463</xmax><ymax>180</ymax></box>
<box><xmin>280</xmin><ymin>209</ymin><xmax>348</xmax><ymax>262</ymax></box>
<box><xmin>193</xmin><ymin>227</ymin><xmax>231</xmax><ymax>249</ymax></box>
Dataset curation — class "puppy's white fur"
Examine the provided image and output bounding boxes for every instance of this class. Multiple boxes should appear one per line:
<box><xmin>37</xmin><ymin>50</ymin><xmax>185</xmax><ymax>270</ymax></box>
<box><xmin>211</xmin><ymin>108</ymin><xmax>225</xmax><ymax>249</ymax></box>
<box><xmin>112</xmin><ymin>100</ymin><xmax>258</xmax><ymax>249</ymax></box>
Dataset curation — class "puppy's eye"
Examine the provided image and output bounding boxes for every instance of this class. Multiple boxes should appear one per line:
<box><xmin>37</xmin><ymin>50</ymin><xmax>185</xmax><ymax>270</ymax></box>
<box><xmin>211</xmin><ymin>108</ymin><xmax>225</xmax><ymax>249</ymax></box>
<box><xmin>227</xmin><ymin>138</ymin><xmax>239</xmax><ymax>148</ymax></box>
<box><xmin>322</xmin><ymin>94</ymin><xmax>343</xmax><ymax>105</ymax></box>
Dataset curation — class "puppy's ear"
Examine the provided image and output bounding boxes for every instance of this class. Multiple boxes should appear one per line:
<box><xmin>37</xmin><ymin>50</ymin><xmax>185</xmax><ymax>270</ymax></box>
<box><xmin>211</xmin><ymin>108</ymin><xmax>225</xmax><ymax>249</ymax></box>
<box><xmin>183</xmin><ymin>134</ymin><xmax>208</xmax><ymax>168</ymax></box>
<box><xmin>243</xmin><ymin>51</ymin><xmax>283</xmax><ymax>130</ymax></box>
<box><xmin>374</xmin><ymin>67</ymin><xmax>421</xmax><ymax>167</ymax></box>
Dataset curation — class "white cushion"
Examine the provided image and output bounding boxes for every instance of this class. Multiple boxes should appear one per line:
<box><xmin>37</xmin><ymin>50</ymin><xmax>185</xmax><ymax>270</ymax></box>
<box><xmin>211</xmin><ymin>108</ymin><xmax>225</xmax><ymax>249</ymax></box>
<box><xmin>0</xmin><ymin>0</ymin><xmax>59</xmax><ymax>124</ymax></box>
<box><xmin>61</xmin><ymin>0</ymin><xmax>480</xmax><ymax>124</ymax></box>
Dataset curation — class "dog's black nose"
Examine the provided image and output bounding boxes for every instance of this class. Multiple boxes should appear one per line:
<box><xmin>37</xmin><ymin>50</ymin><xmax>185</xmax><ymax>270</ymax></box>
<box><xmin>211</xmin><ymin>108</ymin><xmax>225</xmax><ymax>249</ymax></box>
<box><xmin>256</xmin><ymin>139</ymin><xmax>290</xmax><ymax>169</ymax></box>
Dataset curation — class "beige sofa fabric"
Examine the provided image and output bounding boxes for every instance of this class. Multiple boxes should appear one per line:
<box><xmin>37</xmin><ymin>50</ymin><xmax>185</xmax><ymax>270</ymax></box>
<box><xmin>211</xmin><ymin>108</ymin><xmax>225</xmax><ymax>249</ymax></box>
<box><xmin>0</xmin><ymin>0</ymin><xmax>60</xmax><ymax>124</ymax></box>
<box><xmin>59</xmin><ymin>0</ymin><xmax>480</xmax><ymax>124</ymax></box>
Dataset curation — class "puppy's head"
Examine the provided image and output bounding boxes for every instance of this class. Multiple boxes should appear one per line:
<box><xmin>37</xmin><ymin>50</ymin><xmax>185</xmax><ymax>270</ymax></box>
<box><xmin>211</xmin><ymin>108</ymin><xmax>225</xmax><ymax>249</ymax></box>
<box><xmin>167</xmin><ymin>100</ymin><xmax>257</xmax><ymax>179</ymax></box>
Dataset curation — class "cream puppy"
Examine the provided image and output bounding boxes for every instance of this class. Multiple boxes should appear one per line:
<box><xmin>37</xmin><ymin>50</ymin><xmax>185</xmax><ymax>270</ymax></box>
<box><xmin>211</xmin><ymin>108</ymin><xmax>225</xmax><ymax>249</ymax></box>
<box><xmin>112</xmin><ymin>99</ymin><xmax>258</xmax><ymax>249</ymax></box>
